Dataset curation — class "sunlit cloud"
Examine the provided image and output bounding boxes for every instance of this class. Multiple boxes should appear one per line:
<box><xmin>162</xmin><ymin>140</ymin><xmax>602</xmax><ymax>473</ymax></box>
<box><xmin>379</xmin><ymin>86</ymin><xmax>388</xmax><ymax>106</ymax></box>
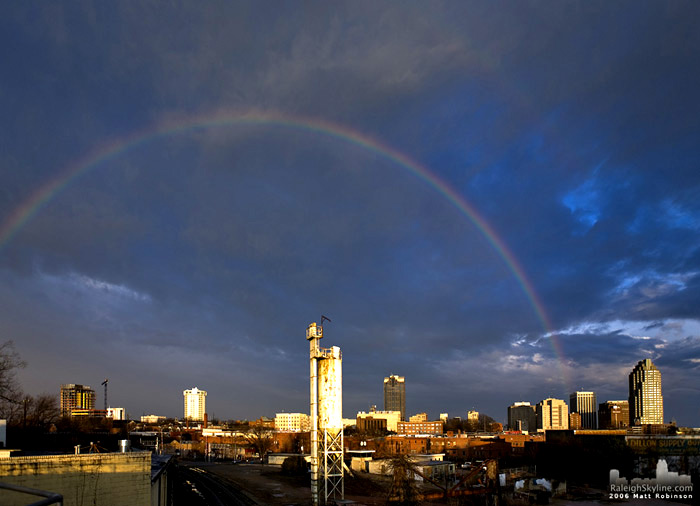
<box><xmin>70</xmin><ymin>274</ymin><xmax>152</xmax><ymax>302</ymax></box>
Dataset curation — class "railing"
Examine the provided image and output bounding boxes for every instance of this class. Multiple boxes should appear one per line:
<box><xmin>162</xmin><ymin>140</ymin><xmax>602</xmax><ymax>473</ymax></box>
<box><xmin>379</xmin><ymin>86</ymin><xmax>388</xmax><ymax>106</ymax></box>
<box><xmin>0</xmin><ymin>482</ymin><xmax>63</xmax><ymax>506</ymax></box>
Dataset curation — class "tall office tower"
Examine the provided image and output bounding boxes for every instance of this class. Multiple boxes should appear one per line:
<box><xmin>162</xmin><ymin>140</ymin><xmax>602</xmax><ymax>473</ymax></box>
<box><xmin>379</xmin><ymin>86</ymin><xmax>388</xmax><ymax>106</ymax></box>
<box><xmin>383</xmin><ymin>375</ymin><xmax>406</xmax><ymax>421</ymax></box>
<box><xmin>570</xmin><ymin>391</ymin><xmax>598</xmax><ymax>429</ymax></box>
<box><xmin>629</xmin><ymin>359</ymin><xmax>663</xmax><ymax>425</ymax></box>
<box><xmin>599</xmin><ymin>400</ymin><xmax>629</xmax><ymax>429</ymax></box>
<box><xmin>507</xmin><ymin>402</ymin><xmax>537</xmax><ymax>432</ymax></box>
<box><xmin>60</xmin><ymin>384</ymin><xmax>96</xmax><ymax>417</ymax></box>
<box><xmin>183</xmin><ymin>387</ymin><xmax>207</xmax><ymax>421</ymax></box>
<box><xmin>536</xmin><ymin>398</ymin><xmax>569</xmax><ymax>431</ymax></box>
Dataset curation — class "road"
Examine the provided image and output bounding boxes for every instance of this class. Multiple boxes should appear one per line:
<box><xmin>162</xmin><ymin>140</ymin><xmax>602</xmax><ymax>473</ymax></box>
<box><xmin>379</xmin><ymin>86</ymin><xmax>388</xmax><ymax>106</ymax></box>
<box><xmin>174</xmin><ymin>464</ymin><xmax>258</xmax><ymax>506</ymax></box>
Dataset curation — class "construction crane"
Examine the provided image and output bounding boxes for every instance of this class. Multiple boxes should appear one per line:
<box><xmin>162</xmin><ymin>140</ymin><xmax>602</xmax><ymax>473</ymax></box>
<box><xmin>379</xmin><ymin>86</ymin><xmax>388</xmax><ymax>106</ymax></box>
<box><xmin>101</xmin><ymin>379</ymin><xmax>108</xmax><ymax>411</ymax></box>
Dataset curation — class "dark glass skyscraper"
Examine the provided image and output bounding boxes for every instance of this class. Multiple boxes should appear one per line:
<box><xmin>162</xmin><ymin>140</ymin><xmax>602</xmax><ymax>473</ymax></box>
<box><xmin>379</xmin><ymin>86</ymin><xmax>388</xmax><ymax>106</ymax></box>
<box><xmin>383</xmin><ymin>375</ymin><xmax>405</xmax><ymax>421</ymax></box>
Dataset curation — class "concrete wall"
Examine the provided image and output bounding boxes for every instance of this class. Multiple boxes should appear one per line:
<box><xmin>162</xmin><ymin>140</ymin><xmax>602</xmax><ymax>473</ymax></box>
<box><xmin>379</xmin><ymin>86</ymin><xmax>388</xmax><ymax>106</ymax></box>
<box><xmin>350</xmin><ymin>456</ymin><xmax>372</xmax><ymax>473</ymax></box>
<box><xmin>0</xmin><ymin>452</ymin><xmax>151</xmax><ymax>506</ymax></box>
<box><xmin>150</xmin><ymin>465</ymin><xmax>168</xmax><ymax>506</ymax></box>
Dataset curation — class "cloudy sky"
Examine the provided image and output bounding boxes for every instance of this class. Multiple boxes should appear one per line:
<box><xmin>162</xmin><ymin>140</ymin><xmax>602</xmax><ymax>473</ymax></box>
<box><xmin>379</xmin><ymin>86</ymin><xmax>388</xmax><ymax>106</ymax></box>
<box><xmin>1</xmin><ymin>3</ymin><xmax>699</xmax><ymax>425</ymax></box>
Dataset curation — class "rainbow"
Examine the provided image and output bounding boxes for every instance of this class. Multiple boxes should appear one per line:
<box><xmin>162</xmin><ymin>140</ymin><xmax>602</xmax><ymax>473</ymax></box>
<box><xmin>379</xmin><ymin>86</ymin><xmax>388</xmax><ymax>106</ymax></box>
<box><xmin>0</xmin><ymin>110</ymin><xmax>569</xmax><ymax>390</ymax></box>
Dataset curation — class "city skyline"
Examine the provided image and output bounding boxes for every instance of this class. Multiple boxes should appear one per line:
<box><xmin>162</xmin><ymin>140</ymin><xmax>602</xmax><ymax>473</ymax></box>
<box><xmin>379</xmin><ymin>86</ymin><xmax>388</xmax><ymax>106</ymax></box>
<box><xmin>51</xmin><ymin>357</ymin><xmax>666</xmax><ymax>426</ymax></box>
<box><xmin>2</xmin><ymin>4</ymin><xmax>700</xmax><ymax>425</ymax></box>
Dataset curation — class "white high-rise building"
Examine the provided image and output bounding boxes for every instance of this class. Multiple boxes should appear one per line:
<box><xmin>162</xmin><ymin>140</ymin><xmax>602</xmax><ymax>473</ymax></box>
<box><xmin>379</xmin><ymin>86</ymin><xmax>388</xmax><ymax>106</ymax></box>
<box><xmin>183</xmin><ymin>387</ymin><xmax>207</xmax><ymax>421</ymax></box>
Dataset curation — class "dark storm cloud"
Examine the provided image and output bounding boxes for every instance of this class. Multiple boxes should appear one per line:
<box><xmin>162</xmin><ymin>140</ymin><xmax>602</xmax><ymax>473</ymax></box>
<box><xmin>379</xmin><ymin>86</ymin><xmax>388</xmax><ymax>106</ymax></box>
<box><xmin>2</xmin><ymin>2</ymin><xmax>700</xmax><ymax>423</ymax></box>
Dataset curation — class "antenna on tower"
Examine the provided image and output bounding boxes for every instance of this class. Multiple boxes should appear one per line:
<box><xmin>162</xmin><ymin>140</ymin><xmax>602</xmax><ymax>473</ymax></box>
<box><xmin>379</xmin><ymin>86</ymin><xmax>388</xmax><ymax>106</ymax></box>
<box><xmin>101</xmin><ymin>379</ymin><xmax>108</xmax><ymax>411</ymax></box>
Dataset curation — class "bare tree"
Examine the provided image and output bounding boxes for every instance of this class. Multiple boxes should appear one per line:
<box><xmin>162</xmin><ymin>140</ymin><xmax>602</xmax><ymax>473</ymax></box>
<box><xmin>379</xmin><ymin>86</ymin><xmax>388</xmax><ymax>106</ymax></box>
<box><xmin>0</xmin><ymin>341</ymin><xmax>26</xmax><ymax>422</ymax></box>
<box><xmin>243</xmin><ymin>424</ymin><xmax>274</xmax><ymax>460</ymax></box>
<box><xmin>385</xmin><ymin>453</ymin><xmax>421</xmax><ymax>505</ymax></box>
<box><xmin>0</xmin><ymin>341</ymin><xmax>25</xmax><ymax>397</ymax></box>
<box><xmin>24</xmin><ymin>393</ymin><xmax>60</xmax><ymax>427</ymax></box>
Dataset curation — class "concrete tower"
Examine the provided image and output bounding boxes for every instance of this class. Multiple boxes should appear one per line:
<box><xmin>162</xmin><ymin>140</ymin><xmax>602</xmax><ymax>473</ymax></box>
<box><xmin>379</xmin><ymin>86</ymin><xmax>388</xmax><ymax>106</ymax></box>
<box><xmin>307</xmin><ymin>321</ymin><xmax>343</xmax><ymax>505</ymax></box>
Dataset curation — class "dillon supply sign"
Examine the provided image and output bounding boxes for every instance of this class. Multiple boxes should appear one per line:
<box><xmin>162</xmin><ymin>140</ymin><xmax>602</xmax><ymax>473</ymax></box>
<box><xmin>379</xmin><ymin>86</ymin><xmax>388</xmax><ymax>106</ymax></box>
<box><xmin>626</xmin><ymin>436</ymin><xmax>700</xmax><ymax>455</ymax></box>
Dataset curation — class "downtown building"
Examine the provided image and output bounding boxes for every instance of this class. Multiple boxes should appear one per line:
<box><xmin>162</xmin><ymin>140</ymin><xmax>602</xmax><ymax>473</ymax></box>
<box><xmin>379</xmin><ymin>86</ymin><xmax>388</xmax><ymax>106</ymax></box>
<box><xmin>384</xmin><ymin>375</ymin><xmax>406</xmax><ymax>421</ymax></box>
<box><xmin>536</xmin><ymin>398</ymin><xmax>569</xmax><ymax>431</ymax></box>
<box><xmin>629</xmin><ymin>358</ymin><xmax>663</xmax><ymax>425</ymax></box>
<box><xmin>60</xmin><ymin>384</ymin><xmax>96</xmax><ymax>417</ymax></box>
<box><xmin>570</xmin><ymin>391</ymin><xmax>598</xmax><ymax>429</ymax></box>
<box><xmin>106</xmin><ymin>407</ymin><xmax>126</xmax><ymax>420</ymax></box>
<box><xmin>357</xmin><ymin>409</ymin><xmax>402</xmax><ymax>432</ymax></box>
<box><xmin>507</xmin><ymin>402</ymin><xmax>537</xmax><ymax>432</ymax></box>
<box><xmin>598</xmin><ymin>400</ymin><xmax>629</xmax><ymax>429</ymax></box>
<box><xmin>183</xmin><ymin>387</ymin><xmax>207</xmax><ymax>422</ymax></box>
<box><xmin>397</xmin><ymin>420</ymin><xmax>444</xmax><ymax>436</ymax></box>
<box><xmin>274</xmin><ymin>412</ymin><xmax>311</xmax><ymax>432</ymax></box>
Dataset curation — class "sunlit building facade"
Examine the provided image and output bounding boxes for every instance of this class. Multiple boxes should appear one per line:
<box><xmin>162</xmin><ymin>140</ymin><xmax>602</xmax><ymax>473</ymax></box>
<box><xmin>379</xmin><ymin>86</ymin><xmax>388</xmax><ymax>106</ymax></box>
<box><xmin>409</xmin><ymin>412</ymin><xmax>428</xmax><ymax>423</ymax></box>
<box><xmin>60</xmin><ymin>384</ymin><xmax>96</xmax><ymax>417</ymax></box>
<box><xmin>357</xmin><ymin>409</ymin><xmax>402</xmax><ymax>432</ymax></box>
<box><xmin>106</xmin><ymin>407</ymin><xmax>125</xmax><ymax>420</ymax></box>
<box><xmin>629</xmin><ymin>359</ymin><xmax>663</xmax><ymax>425</ymax></box>
<box><xmin>274</xmin><ymin>412</ymin><xmax>311</xmax><ymax>432</ymax></box>
<box><xmin>397</xmin><ymin>420</ymin><xmax>444</xmax><ymax>435</ymax></box>
<box><xmin>183</xmin><ymin>387</ymin><xmax>207</xmax><ymax>421</ymax></box>
<box><xmin>570</xmin><ymin>391</ymin><xmax>598</xmax><ymax>429</ymax></box>
<box><xmin>536</xmin><ymin>398</ymin><xmax>569</xmax><ymax>431</ymax></box>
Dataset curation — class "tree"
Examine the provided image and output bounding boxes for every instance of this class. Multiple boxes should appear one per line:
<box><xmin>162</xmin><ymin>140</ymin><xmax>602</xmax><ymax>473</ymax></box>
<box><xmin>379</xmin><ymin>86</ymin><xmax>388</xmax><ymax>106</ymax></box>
<box><xmin>0</xmin><ymin>341</ymin><xmax>26</xmax><ymax>422</ymax></box>
<box><xmin>385</xmin><ymin>453</ymin><xmax>421</xmax><ymax>505</ymax></box>
<box><xmin>244</xmin><ymin>425</ymin><xmax>274</xmax><ymax>460</ymax></box>
<box><xmin>23</xmin><ymin>394</ymin><xmax>60</xmax><ymax>428</ymax></box>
